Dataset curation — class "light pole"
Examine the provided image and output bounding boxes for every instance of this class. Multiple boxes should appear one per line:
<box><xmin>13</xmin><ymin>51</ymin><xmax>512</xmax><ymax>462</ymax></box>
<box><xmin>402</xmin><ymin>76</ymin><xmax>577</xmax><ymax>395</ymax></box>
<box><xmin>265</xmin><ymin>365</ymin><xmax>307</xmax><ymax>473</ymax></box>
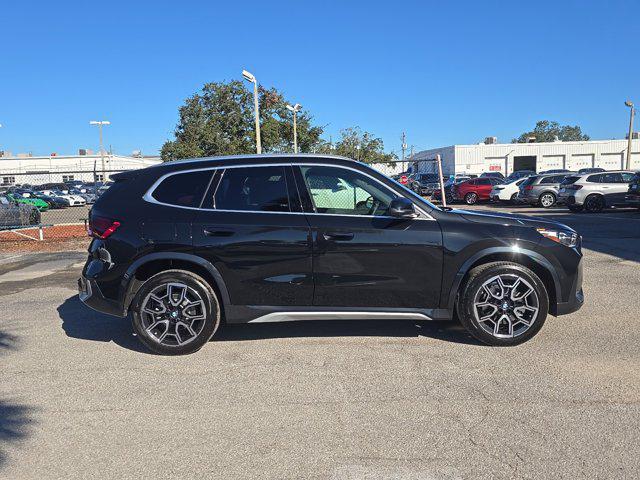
<box><xmin>286</xmin><ymin>103</ymin><xmax>302</xmax><ymax>153</ymax></box>
<box><xmin>242</xmin><ymin>70</ymin><xmax>262</xmax><ymax>154</ymax></box>
<box><xmin>89</xmin><ymin>120</ymin><xmax>110</xmax><ymax>183</ymax></box>
<box><xmin>625</xmin><ymin>100</ymin><xmax>635</xmax><ymax>170</ymax></box>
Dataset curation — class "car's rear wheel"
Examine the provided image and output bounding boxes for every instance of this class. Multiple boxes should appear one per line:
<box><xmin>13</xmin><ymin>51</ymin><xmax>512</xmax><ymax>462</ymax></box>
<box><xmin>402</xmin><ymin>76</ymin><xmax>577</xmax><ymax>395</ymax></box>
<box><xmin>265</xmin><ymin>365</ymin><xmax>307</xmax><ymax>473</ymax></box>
<box><xmin>539</xmin><ymin>192</ymin><xmax>556</xmax><ymax>208</ymax></box>
<box><xmin>457</xmin><ymin>262</ymin><xmax>548</xmax><ymax>346</ymax></box>
<box><xmin>464</xmin><ymin>192</ymin><xmax>478</xmax><ymax>205</ymax></box>
<box><xmin>510</xmin><ymin>193</ymin><xmax>518</xmax><ymax>202</ymax></box>
<box><xmin>584</xmin><ymin>194</ymin><xmax>605</xmax><ymax>213</ymax></box>
<box><xmin>131</xmin><ymin>270</ymin><xmax>221</xmax><ymax>355</ymax></box>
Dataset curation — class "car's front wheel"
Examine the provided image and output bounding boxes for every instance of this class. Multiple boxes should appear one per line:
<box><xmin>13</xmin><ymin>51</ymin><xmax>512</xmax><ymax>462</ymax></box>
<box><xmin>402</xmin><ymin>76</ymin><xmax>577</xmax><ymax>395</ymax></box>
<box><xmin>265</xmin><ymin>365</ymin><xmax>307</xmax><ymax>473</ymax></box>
<box><xmin>131</xmin><ymin>270</ymin><xmax>221</xmax><ymax>355</ymax></box>
<box><xmin>457</xmin><ymin>262</ymin><xmax>548</xmax><ymax>346</ymax></box>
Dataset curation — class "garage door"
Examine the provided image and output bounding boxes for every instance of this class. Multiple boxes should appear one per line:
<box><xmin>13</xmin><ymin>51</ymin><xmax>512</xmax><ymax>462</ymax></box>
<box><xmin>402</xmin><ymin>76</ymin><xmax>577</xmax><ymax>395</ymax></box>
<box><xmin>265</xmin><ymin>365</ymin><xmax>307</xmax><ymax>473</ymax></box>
<box><xmin>597</xmin><ymin>153</ymin><xmax>623</xmax><ymax>170</ymax></box>
<box><xmin>567</xmin><ymin>154</ymin><xmax>593</xmax><ymax>171</ymax></box>
<box><xmin>541</xmin><ymin>155</ymin><xmax>564</xmax><ymax>171</ymax></box>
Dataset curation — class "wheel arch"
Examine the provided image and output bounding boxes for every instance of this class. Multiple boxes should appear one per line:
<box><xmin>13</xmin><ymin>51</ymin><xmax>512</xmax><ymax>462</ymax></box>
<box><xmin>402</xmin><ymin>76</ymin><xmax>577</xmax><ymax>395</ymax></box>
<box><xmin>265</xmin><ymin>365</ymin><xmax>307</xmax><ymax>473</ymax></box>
<box><xmin>447</xmin><ymin>248</ymin><xmax>560</xmax><ymax>315</ymax></box>
<box><xmin>121</xmin><ymin>253</ymin><xmax>231</xmax><ymax>316</ymax></box>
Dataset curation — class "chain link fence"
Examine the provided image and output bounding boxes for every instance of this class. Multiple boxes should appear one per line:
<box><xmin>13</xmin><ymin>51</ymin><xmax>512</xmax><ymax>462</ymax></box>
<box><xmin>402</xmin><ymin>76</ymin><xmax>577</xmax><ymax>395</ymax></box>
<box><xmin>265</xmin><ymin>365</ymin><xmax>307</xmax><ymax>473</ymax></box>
<box><xmin>0</xmin><ymin>170</ymin><xmax>125</xmax><ymax>243</ymax></box>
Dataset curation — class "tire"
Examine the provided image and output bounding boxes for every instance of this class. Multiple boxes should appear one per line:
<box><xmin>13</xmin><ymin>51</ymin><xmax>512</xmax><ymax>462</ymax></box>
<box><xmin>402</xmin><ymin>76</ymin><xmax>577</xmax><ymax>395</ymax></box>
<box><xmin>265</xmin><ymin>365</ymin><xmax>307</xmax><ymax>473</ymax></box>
<box><xmin>131</xmin><ymin>270</ymin><xmax>221</xmax><ymax>355</ymax></box>
<box><xmin>584</xmin><ymin>194</ymin><xmax>604</xmax><ymax>213</ymax></box>
<box><xmin>510</xmin><ymin>193</ymin><xmax>518</xmax><ymax>203</ymax></box>
<box><xmin>539</xmin><ymin>192</ymin><xmax>556</xmax><ymax>208</ymax></box>
<box><xmin>29</xmin><ymin>209</ymin><xmax>40</xmax><ymax>225</ymax></box>
<box><xmin>457</xmin><ymin>262</ymin><xmax>548</xmax><ymax>346</ymax></box>
<box><xmin>464</xmin><ymin>192</ymin><xmax>478</xmax><ymax>205</ymax></box>
<box><xmin>568</xmin><ymin>205</ymin><xmax>583</xmax><ymax>213</ymax></box>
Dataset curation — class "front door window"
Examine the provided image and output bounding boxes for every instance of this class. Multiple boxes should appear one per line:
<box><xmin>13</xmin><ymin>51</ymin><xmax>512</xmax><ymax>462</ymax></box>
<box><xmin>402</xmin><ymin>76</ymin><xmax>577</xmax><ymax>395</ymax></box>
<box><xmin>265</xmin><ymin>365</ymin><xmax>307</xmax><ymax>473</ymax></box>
<box><xmin>299</xmin><ymin>165</ymin><xmax>396</xmax><ymax>216</ymax></box>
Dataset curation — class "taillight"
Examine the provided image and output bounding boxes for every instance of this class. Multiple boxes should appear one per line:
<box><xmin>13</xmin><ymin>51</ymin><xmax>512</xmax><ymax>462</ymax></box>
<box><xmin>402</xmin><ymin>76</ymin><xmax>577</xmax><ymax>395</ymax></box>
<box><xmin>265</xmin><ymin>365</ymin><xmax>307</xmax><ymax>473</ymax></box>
<box><xmin>88</xmin><ymin>215</ymin><xmax>121</xmax><ymax>239</ymax></box>
<box><xmin>524</xmin><ymin>185</ymin><xmax>533</xmax><ymax>191</ymax></box>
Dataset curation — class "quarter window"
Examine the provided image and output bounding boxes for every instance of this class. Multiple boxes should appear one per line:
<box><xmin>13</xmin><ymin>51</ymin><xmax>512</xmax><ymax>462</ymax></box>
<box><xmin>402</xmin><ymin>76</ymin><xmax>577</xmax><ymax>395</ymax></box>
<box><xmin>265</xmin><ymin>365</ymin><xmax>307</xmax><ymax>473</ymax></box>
<box><xmin>152</xmin><ymin>170</ymin><xmax>212</xmax><ymax>207</ymax></box>
<box><xmin>214</xmin><ymin>166</ymin><xmax>290</xmax><ymax>212</ymax></box>
<box><xmin>300</xmin><ymin>165</ymin><xmax>396</xmax><ymax>216</ymax></box>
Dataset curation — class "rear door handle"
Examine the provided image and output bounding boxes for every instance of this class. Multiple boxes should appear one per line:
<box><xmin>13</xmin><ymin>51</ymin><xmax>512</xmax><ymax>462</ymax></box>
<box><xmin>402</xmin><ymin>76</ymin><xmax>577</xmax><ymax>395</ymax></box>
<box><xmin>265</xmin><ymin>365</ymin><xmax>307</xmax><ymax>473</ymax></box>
<box><xmin>323</xmin><ymin>231</ymin><xmax>354</xmax><ymax>241</ymax></box>
<box><xmin>203</xmin><ymin>228</ymin><xmax>235</xmax><ymax>237</ymax></box>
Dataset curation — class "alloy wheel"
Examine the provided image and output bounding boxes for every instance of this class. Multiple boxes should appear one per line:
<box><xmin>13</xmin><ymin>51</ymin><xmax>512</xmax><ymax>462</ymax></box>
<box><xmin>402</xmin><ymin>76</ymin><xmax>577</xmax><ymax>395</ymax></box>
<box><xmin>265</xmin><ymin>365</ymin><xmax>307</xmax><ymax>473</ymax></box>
<box><xmin>465</xmin><ymin>192</ymin><xmax>478</xmax><ymax>204</ymax></box>
<box><xmin>540</xmin><ymin>193</ymin><xmax>555</xmax><ymax>208</ymax></box>
<box><xmin>140</xmin><ymin>282</ymin><xmax>207</xmax><ymax>347</ymax></box>
<box><xmin>473</xmin><ymin>274</ymin><xmax>539</xmax><ymax>339</ymax></box>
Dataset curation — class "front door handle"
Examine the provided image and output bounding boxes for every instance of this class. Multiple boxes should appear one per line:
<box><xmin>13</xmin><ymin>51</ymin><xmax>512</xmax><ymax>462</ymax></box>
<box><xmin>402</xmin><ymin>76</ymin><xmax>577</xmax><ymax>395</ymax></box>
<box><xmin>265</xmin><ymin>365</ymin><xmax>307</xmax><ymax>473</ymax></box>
<box><xmin>203</xmin><ymin>228</ymin><xmax>235</xmax><ymax>237</ymax></box>
<box><xmin>323</xmin><ymin>231</ymin><xmax>354</xmax><ymax>241</ymax></box>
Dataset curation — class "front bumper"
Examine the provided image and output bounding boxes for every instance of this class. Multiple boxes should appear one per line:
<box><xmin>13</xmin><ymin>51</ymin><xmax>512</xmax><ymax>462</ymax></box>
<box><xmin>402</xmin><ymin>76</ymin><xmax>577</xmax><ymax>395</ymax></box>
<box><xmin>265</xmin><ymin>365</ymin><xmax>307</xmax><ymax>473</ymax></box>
<box><xmin>552</xmin><ymin>255</ymin><xmax>584</xmax><ymax>316</ymax></box>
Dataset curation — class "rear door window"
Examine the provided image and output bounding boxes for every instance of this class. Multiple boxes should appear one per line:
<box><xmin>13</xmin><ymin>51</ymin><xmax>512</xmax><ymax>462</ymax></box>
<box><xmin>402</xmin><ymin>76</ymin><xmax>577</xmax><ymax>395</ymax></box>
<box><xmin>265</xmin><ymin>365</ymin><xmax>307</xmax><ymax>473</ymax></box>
<box><xmin>561</xmin><ymin>176</ymin><xmax>580</xmax><ymax>185</ymax></box>
<box><xmin>152</xmin><ymin>170</ymin><xmax>213</xmax><ymax>208</ymax></box>
<box><xmin>600</xmin><ymin>173</ymin><xmax>623</xmax><ymax>184</ymax></box>
<box><xmin>215</xmin><ymin>166</ymin><xmax>290</xmax><ymax>212</ymax></box>
<box><xmin>587</xmin><ymin>174</ymin><xmax>602</xmax><ymax>183</ymax></box>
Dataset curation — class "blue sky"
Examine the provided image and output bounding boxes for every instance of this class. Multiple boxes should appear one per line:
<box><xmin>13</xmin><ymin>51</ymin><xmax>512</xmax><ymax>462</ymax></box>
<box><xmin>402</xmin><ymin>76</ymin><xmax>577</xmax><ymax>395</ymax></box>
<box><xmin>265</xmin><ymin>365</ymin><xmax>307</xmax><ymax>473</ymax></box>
<box><xmin>1</xmin><ymin>0</ymin><xmax>638</xmax><ymax>157</ymax></box>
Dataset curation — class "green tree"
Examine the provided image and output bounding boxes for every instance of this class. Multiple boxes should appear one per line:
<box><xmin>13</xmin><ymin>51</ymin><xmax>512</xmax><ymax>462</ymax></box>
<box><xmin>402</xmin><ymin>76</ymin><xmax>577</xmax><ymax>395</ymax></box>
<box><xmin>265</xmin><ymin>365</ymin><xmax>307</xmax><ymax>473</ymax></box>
<box><xmin>161</xmin><ymin>81</ymin><xmax>325</xmax><ymax>161</ymax></box>
<box><xmin>513</xmin><ymin>120</ymin><xmax>590</xmax><ymax>143</ymax></box>
<box><xmin>333</xmin><ymin>127</ymin><xmax>397</xmax><ymax>164</ymax></box>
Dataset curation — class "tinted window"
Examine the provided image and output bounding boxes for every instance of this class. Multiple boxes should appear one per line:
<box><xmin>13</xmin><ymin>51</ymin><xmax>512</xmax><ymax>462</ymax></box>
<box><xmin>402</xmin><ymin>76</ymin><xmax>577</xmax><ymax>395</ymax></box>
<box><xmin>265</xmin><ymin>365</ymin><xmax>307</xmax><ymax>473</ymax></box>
<box><xmin>521</xmin><ymin>176</ymin><xmax>537</xmax><ymax>186</ymax></box>
<box><xmin>586</xmin><ymin>174</ymin><xmax>602</xmax><ymax>183</ymax></box>
<box><xmin>477</xmin><ymin>178</ymin><xmax>492</xmax><ymax>185</ymax></box>
<box><xmin>561</xmin><ymin>176</ymin><xmax>580</xmax><ymax>185</ymax></box>
<box><xmin>621</xmin><ymin>172</ymin><xmax>635</xmax><ymax>182</ymax></box>
<box><xmin>152</xmin><ymin>171</ymin><xmax>212</xmax><ymax>207</ymax></box>
<box><xmin>600</xmin><ymin>173</ymin><xmax>623</xmax><ymax>184</ymax></box>
<box><xmin>215</xmin><ymin>166</ymin><xmax>289</xmax><ymax>212</ymax></box>
<box><xmin>300</xmin><ymin>165</ymin><xmax>396</xmax><ymax>216</ymax></box>
<box><xmin>540</xmin><ymin>176</ymin><xmax>562</xmax><ymax>184</ymax></box>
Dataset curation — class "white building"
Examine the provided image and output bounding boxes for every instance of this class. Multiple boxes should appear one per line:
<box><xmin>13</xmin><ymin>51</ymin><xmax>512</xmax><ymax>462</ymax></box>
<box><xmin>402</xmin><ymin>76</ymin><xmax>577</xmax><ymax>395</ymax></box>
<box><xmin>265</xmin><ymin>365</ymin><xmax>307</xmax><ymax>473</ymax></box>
<box><xmin>0</xmin><ymin>153</ymin><xmax>161</xmax><ymax>186</ymax></box>
<box><xmin>410</xmin><ymin>138</ymin><xmax>640</xmax><ymax>176</ymax></box>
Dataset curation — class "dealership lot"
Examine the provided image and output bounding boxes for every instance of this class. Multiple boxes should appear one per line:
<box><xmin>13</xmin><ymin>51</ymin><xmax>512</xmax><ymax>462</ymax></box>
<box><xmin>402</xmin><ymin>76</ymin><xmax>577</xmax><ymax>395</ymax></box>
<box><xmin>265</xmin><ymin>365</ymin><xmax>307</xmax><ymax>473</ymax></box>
<box><xmin>1</xmin><ymin>204</ymin><xmax>639</xmax><ymax>479</ymax></box>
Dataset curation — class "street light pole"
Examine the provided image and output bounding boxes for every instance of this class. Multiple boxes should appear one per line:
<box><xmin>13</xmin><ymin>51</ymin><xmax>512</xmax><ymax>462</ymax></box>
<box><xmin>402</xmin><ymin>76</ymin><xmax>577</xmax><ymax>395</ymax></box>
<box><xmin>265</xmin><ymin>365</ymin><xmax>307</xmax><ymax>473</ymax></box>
<box><xmin>89</xmin><ymin>120</ymin><xmax>110</xmax><ymax>183</ymax></box>
<box><xmin>625</xmin><ymin>100</ymin><xmax>635</xmax><ymax>170</ymax></box>
<box><xmin>286</xmin><ymin>103</ymin><xmax>302</xmax><ymax>153</ymax></box>
<box><xmin>242</xmin><ymin>70</ymin><xmax>262</xmax><ymax>154</ymax></box>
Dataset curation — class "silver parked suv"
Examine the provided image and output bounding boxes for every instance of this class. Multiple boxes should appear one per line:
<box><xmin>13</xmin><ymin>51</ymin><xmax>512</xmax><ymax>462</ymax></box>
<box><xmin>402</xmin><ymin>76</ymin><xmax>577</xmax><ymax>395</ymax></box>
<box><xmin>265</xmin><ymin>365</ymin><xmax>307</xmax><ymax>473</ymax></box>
<box><xmin>518</xmin><ymin>173</ymin><xmax>569</xmax><ymax>208</ymax></box>
<box><xmin>557</xmin><ymin>170</ymin><xmax>636</xmax><ymax>212</ymax></box>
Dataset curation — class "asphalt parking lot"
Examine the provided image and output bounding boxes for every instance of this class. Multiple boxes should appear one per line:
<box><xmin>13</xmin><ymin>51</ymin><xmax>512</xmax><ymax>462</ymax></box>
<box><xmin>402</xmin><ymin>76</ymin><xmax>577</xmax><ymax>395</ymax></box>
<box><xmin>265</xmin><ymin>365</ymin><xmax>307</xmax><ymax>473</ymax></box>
<box><xmin>1</xmin><ymin>203</ymin><xmax>639</xmax><ymax>479</ymax></box>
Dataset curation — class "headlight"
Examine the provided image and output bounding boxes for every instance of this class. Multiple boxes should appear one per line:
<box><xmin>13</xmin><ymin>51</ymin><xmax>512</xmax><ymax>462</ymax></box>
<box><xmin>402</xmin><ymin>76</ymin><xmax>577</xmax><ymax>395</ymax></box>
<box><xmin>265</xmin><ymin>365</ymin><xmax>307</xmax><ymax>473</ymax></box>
<box><xmin>537</xmin><ymin>228</ymin><xmax>579</xmax><ymax>247</ymax></box>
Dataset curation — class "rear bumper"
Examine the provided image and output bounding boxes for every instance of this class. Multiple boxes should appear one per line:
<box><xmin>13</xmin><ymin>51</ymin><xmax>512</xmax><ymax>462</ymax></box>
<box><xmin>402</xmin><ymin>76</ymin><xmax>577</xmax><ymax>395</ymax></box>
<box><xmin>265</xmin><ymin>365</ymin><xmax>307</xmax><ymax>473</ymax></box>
<box><xmin>625</xmin><ymin>194</ymin><xmax>640</xmax><ymax>206</ymax></box>
<box><xmin>78</xmin><ymin>275</ymin><xmax>124</xmax><ymax>317</ymax></box>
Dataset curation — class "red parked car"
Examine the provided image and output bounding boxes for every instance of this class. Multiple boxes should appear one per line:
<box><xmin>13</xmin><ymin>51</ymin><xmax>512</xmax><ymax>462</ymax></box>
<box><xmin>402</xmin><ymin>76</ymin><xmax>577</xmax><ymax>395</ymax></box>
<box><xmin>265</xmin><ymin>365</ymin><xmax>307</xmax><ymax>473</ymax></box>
<box><xmin>452</xmin><ymin>177</ymin><xmax>503</xmax><ymax>205</ymax></box>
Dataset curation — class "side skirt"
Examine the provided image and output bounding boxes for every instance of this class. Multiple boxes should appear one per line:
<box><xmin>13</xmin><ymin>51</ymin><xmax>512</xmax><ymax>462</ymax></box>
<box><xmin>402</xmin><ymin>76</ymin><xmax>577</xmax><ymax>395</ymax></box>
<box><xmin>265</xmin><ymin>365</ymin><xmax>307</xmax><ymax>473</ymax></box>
<box><xmin>224</xmin><ymin>306</ymin><xmax>453</xmax><ymax>324</ymax></box>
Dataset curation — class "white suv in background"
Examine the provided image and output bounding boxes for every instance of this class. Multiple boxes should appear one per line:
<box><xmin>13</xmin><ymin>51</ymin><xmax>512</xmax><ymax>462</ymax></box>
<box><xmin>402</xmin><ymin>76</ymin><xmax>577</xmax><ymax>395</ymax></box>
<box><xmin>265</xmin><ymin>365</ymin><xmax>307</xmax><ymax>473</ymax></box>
<box><xmin>558</xmin><ymin>170</ymin><xmax>636</xmax><ymax>212</ymax></box>
<box><xmin>490</xmin><ymin>177</ymin><xmax>528</xmax><ymax>203</ymax></box>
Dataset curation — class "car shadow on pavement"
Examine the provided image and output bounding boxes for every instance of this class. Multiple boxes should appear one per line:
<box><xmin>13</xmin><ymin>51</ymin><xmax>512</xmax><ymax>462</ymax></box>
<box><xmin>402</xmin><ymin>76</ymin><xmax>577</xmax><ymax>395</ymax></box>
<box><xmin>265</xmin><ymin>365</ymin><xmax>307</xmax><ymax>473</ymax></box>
<box><xmin>215</xmin><ymin>319</ymin><xmax>482</xmax><ymax>346</ymax></box>
<box><xmin>57</xmin><ymin>295</ymin><xmax>151</xmax><ymax>354</ymax></box>
<box><xmin>57</xmin><ymin>294</ymin><xmax>481</xmax><ymax>350</ymax></box>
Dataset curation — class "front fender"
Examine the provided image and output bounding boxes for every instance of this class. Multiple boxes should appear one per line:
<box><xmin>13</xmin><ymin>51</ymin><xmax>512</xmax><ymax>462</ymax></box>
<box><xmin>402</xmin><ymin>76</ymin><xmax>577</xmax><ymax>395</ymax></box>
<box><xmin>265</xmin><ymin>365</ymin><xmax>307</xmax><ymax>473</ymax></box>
<box><xmin>445</xmin><ymin>246</ymin><xmax>561</xmax><ymax>313</ymax></box>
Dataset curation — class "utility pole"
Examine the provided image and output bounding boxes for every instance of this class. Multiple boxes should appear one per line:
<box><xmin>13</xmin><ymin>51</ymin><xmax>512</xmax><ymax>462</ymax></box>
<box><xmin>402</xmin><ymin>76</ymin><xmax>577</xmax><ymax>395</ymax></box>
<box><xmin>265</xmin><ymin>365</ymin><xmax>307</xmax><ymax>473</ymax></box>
<box><xmin>625</xmin><ymin>100</ymin><xmax>635</xmax><ymax>170</ymax></box>
<box><xmin>436</xmin><ymin>154</ymin><xmax>447</xmax><ymax>208</ymax></box>
<box><xmin>401</xmin><ymin>132</ymin><xmax>407</xmax><ymax>171</ymax></box>
<box><xmin>89</xmin><ymin>120</ymin><xmax>110</xmax><ymax>183</ymax></box>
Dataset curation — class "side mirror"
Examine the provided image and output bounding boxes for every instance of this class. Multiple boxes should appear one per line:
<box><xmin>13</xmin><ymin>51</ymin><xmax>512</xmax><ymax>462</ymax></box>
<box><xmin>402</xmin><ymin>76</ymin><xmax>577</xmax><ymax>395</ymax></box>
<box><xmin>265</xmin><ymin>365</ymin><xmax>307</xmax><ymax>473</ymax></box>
<box><xmin>389</xmin><ymin>197</ymin><xmax>418</xmax><ymax>219</ymax></box>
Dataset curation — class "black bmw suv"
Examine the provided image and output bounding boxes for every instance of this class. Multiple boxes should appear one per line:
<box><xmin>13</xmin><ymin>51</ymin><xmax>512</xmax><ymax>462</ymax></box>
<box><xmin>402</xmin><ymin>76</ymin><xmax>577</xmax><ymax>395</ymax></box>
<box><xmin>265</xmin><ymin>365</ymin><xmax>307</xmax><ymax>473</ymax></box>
<box><xmin>80</xmin><ymin>155</ymin><xmax>584</xmax><ymax>355</ymax></box>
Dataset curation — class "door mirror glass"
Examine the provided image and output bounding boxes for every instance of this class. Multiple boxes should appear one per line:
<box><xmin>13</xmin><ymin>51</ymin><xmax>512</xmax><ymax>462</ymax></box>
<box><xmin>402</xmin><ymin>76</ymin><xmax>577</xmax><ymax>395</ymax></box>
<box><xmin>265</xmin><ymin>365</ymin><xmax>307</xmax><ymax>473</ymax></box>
<box><xmin>389</xmin><ymin>198</ymin><xmax>417</xmax><ymax>219</ymax></box>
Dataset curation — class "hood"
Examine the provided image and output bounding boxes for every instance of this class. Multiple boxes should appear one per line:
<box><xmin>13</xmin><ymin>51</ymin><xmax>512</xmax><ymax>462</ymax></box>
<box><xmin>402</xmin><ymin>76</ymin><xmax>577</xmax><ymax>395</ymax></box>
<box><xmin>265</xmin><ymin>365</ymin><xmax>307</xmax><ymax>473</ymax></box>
<box><xmin>451</xmin><ymin>208</ymin><xmax>575</xmax><ymax>231</ymax></box>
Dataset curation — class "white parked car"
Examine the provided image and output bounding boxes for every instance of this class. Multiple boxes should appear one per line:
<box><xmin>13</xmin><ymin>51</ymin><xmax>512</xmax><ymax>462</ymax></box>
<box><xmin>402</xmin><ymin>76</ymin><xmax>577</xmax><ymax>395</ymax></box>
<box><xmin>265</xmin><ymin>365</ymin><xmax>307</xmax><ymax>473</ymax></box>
<box><xmin>490</xmin><ymin>177</ymin><xmax>528</xmax><ymax>203</ymax></box>
<box><xmin>40</xmin><ymin>189</ymin><xmax>87</xmax><ymax>206</ymax></box>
